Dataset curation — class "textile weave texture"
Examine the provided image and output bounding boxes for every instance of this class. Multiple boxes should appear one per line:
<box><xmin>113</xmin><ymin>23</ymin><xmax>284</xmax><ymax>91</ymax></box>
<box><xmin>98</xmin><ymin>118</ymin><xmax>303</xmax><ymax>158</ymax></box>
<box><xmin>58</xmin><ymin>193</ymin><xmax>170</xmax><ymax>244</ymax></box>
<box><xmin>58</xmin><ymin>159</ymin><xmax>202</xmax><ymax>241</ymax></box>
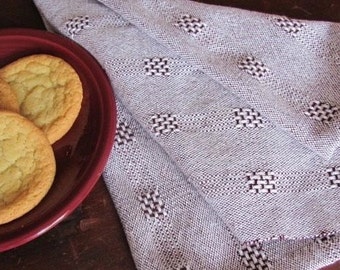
<box><xmin>34</xmin><ymin>0</ymin><xmax>340</xmax><ymax>269</ymax></box>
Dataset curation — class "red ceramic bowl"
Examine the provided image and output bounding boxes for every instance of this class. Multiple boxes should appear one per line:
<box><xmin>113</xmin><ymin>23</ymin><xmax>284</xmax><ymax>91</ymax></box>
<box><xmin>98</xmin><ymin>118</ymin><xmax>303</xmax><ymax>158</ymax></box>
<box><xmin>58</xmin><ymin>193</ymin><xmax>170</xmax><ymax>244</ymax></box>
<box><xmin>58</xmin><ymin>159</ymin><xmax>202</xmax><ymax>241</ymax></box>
<box><xmin>0</xmin><ymin>28</ymin><xmax>116</xmax><ymax>251</ymax></box>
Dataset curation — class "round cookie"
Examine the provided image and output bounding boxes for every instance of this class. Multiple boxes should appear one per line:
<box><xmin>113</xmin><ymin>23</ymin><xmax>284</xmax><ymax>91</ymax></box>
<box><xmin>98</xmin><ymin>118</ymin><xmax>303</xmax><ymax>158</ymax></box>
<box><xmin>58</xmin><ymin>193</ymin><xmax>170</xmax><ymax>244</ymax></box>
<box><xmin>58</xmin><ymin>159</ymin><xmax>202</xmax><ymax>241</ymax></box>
<box><xmin>0</xmin><ymin>111</ymin><xmax>56</xmax><ymax>225</ymax></box>
<box><xmin>0</xmin><ymin>54</ymin><xmax>83</xmax><ymax>144</ymax></box>
<box><xmin>0</xmin><ymin>77</ymin><xmax>19</xmax><ymax>113</ymax></box>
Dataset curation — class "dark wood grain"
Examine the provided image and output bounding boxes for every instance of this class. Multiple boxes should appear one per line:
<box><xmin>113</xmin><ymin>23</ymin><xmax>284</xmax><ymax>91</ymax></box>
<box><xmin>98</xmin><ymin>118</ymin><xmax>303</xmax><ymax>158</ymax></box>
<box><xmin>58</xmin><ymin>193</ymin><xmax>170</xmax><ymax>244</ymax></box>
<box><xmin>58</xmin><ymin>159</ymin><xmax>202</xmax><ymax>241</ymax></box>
<box><xmin>0</xmin><ymin>1</ymin><xmax>339</xmax><ymax>270</ymax></box>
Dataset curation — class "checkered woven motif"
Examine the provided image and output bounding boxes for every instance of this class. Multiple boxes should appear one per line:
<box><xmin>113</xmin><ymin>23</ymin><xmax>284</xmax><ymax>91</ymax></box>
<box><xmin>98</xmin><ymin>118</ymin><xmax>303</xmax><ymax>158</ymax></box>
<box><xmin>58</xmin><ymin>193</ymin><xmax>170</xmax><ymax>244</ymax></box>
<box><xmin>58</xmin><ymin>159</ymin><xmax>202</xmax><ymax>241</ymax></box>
<box><xmin>144</xmin><ymin>57</ymin><xmax>170</xmax><ymax>76</ymax></box>
<box><xmin>304</xmin><ymin>101</ymin><xmax>339</xmax><ymax>124</ymax></box>
<box><xmin>274</xmin><ymin>16</ymin><xmax>305</xmax><ymax>35</ymax></box>
<box><xmin>150</xmin><ymin>113</ymin><xmax>179</xmax><ymax>136</ymax></box>
<box><xmin>315</xmin><ymin>231</ymin><xmax>336</xmax><ymax>245</ymax></box>
<box><xmin>315</xmin><ymin>231</ymin><xmax>339</xmax><ymax>260</ymax></box>
<box><xmin>114</xmin><ymin>122</ymin><xmax>135</xmax><ymax>147</ymax></box>
<box><xmin>65</xmin><ymin>15</ymin><xmax>90</xmax><ymax>37</ymax></box>
<box><xmin>175</xmin><ymin>14</ymin><xmax>206</xmax><ymax>34</ymax></box>
<box><xmin>326</xmin><ymin>167</ymin><xmax>340</xmax><ymax>188</ymax></box>
<box><xmin>238</xmin><ymin>241</ymin><xmax>273</xmax><ymax>270</ymax></box>
<box><xmin>246</xmin><ymin>171</ymin><xmax>277</xmax><ymax>194</ymax></box>
<box><xmin>138</xmin><ymin>190</ymin><xmax>166</xmax><ymax>219</ymax></box>
<box><xmin>233</xmin><ymin>108</ymin><xmax>264</xmax><ymax>128</ymax></box>
<box><xmin>238</xmin><ymin>56</ymin><xmax>269</xmax><ymax>78</ymax></box>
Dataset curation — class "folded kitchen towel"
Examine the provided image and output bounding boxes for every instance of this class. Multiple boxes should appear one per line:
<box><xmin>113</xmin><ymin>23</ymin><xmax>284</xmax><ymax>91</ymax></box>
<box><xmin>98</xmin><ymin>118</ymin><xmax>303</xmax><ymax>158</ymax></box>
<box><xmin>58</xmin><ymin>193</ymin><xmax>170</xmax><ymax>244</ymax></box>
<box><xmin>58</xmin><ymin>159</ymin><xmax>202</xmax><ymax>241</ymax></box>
<box><xmin>33</xmin><ymin>0</ymin><xmax>340</xmax><ymax>269</ymax></box>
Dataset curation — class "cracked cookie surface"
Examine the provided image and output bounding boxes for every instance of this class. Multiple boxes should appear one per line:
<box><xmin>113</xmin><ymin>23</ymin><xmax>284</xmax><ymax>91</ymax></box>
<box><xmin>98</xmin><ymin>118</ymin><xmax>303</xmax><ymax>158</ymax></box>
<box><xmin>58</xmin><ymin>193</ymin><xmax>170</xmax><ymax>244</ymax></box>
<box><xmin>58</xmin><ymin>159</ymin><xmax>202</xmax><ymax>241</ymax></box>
<box><xmin>0</xmin><ymin>54</ymin><xmax>83</xmax><ymax>144</ymax></box>
<box><xmin>0</xmin><ymin>111</ymin><xmax>56</xmax><ymax>225</ymax></box>
<box><xmin>0</xmin><ymin>77</ymin><xmax>19</xmax><ymax>113</ymax></box>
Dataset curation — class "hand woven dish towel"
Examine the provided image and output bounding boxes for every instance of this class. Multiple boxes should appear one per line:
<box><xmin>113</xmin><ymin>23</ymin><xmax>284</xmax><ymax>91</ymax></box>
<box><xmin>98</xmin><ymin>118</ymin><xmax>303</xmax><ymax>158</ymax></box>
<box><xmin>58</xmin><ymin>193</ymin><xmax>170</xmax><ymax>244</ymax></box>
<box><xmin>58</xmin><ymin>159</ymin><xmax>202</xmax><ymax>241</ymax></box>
<box><xmin>33</xmin><ymin>0</ymin><xmax>340</xmax><ymax>269</ymax></box>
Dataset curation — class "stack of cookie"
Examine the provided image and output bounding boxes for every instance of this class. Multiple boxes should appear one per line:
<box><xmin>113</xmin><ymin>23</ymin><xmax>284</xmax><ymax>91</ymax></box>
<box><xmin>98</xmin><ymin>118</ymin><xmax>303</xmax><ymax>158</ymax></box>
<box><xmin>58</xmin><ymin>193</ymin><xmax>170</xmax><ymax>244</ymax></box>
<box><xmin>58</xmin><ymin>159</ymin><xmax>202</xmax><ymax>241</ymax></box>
<box><xmin>0</xmin><ymin>54</ymin><xmax>83</xmax><ymax>225</ymax></box>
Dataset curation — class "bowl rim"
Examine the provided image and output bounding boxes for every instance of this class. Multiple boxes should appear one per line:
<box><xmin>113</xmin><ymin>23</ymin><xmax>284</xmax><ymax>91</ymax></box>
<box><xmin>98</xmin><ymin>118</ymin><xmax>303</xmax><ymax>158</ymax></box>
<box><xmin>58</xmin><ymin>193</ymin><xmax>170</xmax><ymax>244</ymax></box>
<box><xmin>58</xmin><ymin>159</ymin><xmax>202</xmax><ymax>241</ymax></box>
<box><xmin>0</xmin><ymin>28</ymin><xmax>116</xmax><ymax>252</ymax></box>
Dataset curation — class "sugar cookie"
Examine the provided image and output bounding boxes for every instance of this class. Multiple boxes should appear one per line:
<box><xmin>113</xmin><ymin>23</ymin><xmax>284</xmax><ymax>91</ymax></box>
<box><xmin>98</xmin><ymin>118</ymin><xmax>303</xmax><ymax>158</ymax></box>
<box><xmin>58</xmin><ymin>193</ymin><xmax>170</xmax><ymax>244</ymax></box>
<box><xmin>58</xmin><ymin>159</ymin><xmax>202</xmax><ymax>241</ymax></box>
<box><xmin>0</xmin><ymin>77</ymin><xmax>19</xmax><ymax>113</ymax></box>
<box><xmin>0</xmin><ymin>54</ymin><xmax>83</xmax><ymax>144</ymax></box>
<box><xmin>0</xmin><ymin>111</ymin><xmax>56</xmax><ymax>225</ymax></box>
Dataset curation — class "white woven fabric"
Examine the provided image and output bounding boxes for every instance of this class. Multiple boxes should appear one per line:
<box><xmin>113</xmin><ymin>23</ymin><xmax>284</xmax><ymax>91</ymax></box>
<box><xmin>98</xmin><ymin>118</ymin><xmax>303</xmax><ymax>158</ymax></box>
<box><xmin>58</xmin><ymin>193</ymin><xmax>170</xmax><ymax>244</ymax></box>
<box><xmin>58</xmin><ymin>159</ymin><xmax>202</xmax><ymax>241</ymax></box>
<box><xmin>34</xmin><ymin>0</ymin><xmax>340</xmax><ymax>269</ymax></box>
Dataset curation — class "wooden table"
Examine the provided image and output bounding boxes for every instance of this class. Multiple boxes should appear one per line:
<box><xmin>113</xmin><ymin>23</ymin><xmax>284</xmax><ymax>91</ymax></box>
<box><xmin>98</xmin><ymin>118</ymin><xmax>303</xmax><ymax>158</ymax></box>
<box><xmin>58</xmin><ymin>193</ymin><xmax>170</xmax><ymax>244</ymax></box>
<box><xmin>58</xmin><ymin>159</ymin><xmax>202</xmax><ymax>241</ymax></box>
<box><xmin>0</xmin><ymin>1</ymin><xmax>339</xmax><ymax>269</ymax></box>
